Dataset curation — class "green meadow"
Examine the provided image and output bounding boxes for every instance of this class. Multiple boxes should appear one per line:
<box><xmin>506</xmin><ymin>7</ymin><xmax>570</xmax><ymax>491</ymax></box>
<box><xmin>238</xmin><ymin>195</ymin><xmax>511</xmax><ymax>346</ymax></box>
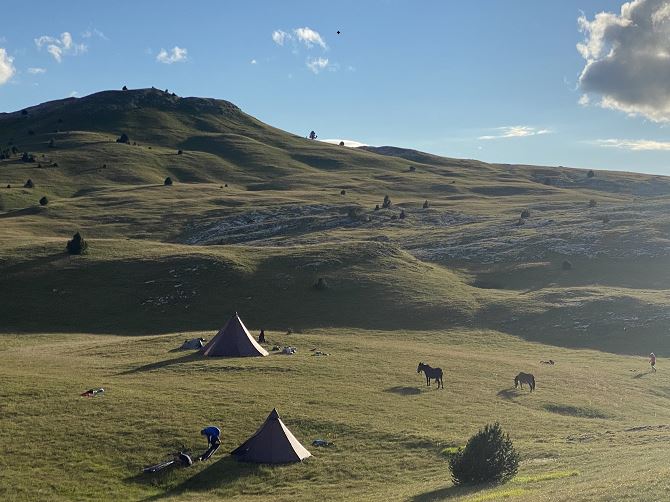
<box><xmin>2</xmin><ymin>88</ymin><xmax>670</xmax><ymax>501</ymax></box>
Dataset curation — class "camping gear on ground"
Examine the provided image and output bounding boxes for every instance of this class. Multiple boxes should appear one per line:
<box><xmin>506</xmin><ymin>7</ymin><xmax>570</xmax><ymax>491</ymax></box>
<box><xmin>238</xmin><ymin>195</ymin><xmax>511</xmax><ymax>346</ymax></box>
<box><xmin>282</xmin><ymin>346</ymin><xmax>297</xmax><ymax>355</ymax></box>
<box><xmin>143</xmin><ymin>451</ymin><xmax>193</xmax><ymax>473</ymax></box>
<box><xmin>201</xmin><ymin>312</ymin><xmax>269</xmax><ymax>357</ymax></box>
<box><xmin>231</xmin><ymin>408</ymin><xmax>311</xmax><ymax>464</ymax></box>
<box><xmin>311</xmin><ymin>439</ymin><xmax>333</xmax><ymax>447</ymax></box>
<box><xmin>312</xmin><ymin>351</ymin><xmax>329</xmax><ymax>356</ymax></box>
<box><xmin>80</xmin><ymin>388</ymin><xmax>104</xmax><ymax>397</ymax></box>
<box><xmin>180</xmin><ymin>337</ymin><xmax>206</xmax><ymax>350</ymax></box>
<box><xmin>271</xmin><ymin>345</ymin><xmax>281</xmax><ymax>351</ymax></box>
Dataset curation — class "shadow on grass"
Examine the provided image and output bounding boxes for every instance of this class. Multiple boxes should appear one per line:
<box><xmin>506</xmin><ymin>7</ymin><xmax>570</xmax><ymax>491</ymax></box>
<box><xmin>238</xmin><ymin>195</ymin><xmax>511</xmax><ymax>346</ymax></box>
<box><xmin>118</xmin><ymin>352</ymin><xmax>202</xmax><ymax>375</ymax></box>
<box><xmin>496</xmin><ymin>388</ymin><xmax>519</xmax><ymax>400</ymax></box>
<box><xmin>633</xmin><ymin>370</ymin><xmax>652</xmax><ymax>379</ymax></box>
<box><xmin>135</xmin><ymin>456</ymin><xmax>262</xmax><ymax>501</ymax></box>
<box><xmin>385</xmin><ymin>386</ymin><xmax>421</xmax><ymax>396</ymax></box>
<box><xmin>410</xmin><ymin>483</ymin><xmax>485</xmax><ymax>501</ymax></box>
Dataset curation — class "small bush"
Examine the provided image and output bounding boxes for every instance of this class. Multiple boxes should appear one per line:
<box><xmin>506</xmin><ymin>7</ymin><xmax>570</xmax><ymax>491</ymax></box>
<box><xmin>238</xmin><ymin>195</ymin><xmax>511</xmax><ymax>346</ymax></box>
<box><xmin>340</xmin><ymin>189</ymin><xmax>346</xmax><ymax>195</ymax></box>
<box><xmin>587</xmin><ymin>170</ymin><xmax>595</xmax><ymax>178</ymax></box>
<box><xmin>39</xmin><ymin>196</ymin><xmax>48</xmax><ymax>206</ymax></box>
<box><xmin>514</xmin><ymin>218</ymin><xmax>525</xmax><ymax>226</ymax></box>
<box><xmin>177</xmin><ymin>149</ymin><xmax>183</xmax><ymax>155</ymax></box>
<box><xmin>21</xmin><ymin>152</ymin><xmax>35</xmax><ymax>163</ymax></box>
<box><xmin>588</xmin><ymin>199</ymin><xmax>597</xmax><ymax>207</ymax></box>
<box><xmin>52</xmin><ymin>162</ymin><xmax>58</xmax><ymax>167</ymax></box>
<box><xmin>423</xmin><ymin>200</ymin><xmax>429</xmax><ymax>209</ymax></box>
<box><xmin>122</xmin><ymin>85</ymin><xmax>128</xmax><ymax>91</ymax></box>
<box><xmin>314</xmin><ymin>278</ymin><xmax>328</xmax><ymax>290</ymax></box>
<box><xmin>374</xmin><ymin>204</ymin><xmax>380</xmax><ymax>211</ymax></box>
<box><xmin>409</xmin><ymin>165</ymin><xmax>416</xmax><ymax>172</ymax></box>
<box><xmin>399</xmin><ymin>209</ymin><xmax>406</xmax><ymax>219</ymax></box>
<box><xmin>449</xmin><ymin>422</ymin><xmax>519</xmax><ymax>486</ymax></box>
<box><xmin>24</xmin><ymin>179</ymin><xmax>34</xmax><ymax>188</ymax></box>
<box><xmin>562</xmin><ymin>260</ymin><xmax>572</xmax><ymax>271</ymax></box>
<box><xmin>164</xmin><ymin>177</ymin><xmax>173</xmax><ymax>186</ymax></box>
<box><xmin>339</xmin><ymin>141</ymin><xmax>344</xmax><ymax>146</ymax></box>
<box><xmin>66</xmin><ymin>232</ymin><xmax>88</xmax><ymax>255</ymax></box>
<box><xmin>6</xmin><ymin>184</ymin><xmax>10</xmax><ymax>188</ymax></box>
<box><xmin>382</xmin><ymin>195</ymin><xmax>391</xmax><ymax>209</ymax></box>
<box><xmin>116</xmin><ymin>133</ymin><xmax>130</xmax><ymax>144</ymax></box>
<box><xmin>347</xmin><ymin>207</ymin><xmax>363</xmax><ymax>220</ymax></box>
<box><xmin>520</xmin><ymin>208</ymin><xmax>530</xmax><ymax>218</ymax></box>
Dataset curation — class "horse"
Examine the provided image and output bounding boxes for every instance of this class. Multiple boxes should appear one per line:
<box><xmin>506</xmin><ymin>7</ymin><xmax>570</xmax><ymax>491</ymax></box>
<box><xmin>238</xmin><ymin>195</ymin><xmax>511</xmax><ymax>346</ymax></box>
<box><xmin>514</xmin><ymin>372</ymin><xmax>535</xmax><ymax>391</ymax></box>
<box><xmin>417</xmin><ymin>362</ymin><xmax>444</xmax><ymax>389</ymax></box>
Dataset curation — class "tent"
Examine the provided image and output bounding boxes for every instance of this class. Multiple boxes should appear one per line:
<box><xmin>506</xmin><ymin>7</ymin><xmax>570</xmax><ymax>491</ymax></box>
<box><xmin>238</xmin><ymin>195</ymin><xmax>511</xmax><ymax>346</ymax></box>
<box><xmin>201</xmin><ymin>312</ymin><xmax>269</xmax><ymax>357</ymax></box>
<box><xmin>231</xmin><ymin>408</ymin><xmax>311</xmax><ymax>464</ymax></box>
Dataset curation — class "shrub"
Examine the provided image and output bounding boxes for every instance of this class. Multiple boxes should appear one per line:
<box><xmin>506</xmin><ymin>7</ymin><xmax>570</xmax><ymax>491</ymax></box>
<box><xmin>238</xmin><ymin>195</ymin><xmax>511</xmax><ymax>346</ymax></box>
<box><xmin>514</xmin><ymin>218</ymin><xmax>525</xmax><ymax>226</ymax></box>
<box><xmin>382</xmin><ymin>195</ymin><xmax>391</xmax><ymax>209</ymax></box>
<box><xmin>339</xmin><ymin>141</ymin><xmax>344</xmax><ymax>146</ymax></box>
<box><xmin>588</xmin><ymin>199</ymin><xmax>597</xmax><ymax>207</ymax></box>
<box><xmin>177</xmin><ymin>149</ymin><xmax>183</xmax><ymax>155</ymax></box>
<box><xmin>21</xmin><ymin>109</ymin><xmax>28</xmax><ymax>116</ymax></box>
<box><xmin>66</xmin><ymin>232</ymin><xmax>88</xmax><ymax>255</ymax></box>
<box><xmin>116</xmin><ymin>133</ymin><xmax>130</xmax><ymax>144</ymax></box>
<box><xmin>21</xmin><ymin>152</ymin><xmax>35</xmax><ymax>163</ymax></box>
<box><xmin>423</xmin><ymin>200</ymin><xmax>429</xmax><ymax>209</ymax></box>
<box><xmin>347</xmin><ymin>207</ymin><xmax>363</xmax><ymax>219</ymax></box>
<box><xmin>409</xmin><ymin>165</ymin><xmax>416</xmax><ymax>172</ymax></box>
<box><xmin>52</xmin><ymin>162</ymin><xmax>58</xmax><ymax>167</ymax></box>
<box><xmin>314</xmin><ymin>278</ymin><xmax>328</xmax><ymax>290</ymax></box>
<box><xmin>11</xmin><ymin>146</ymin><xmax>18</xmax><ymax>154</ymax></box>
<box><xmin>587</xmin><ymin>170</ymin><xmax>595</xmax><ymax>178</ymax></box>
<box><xmin>24</xmin><ymin>179</ymin><xmax>34</xmax><ymax>188</ymax></box>
<box><xmin>562</xmin><ymin>260</ymin><xmax>572</xmax><ymax>271</ymax></box>
<box><xmin>520</xmin><ymin>208</ymin><xmax>530</xmax><ymax>218</ymax></box>
<box><xmin>340</xmin><ymin>189</ymin><xmax>346</xmax><ymax>195</ymax></box>
<box><xmin>449</xmin><ymin>422</ymin><xmax>519</xmax><ymax>486</ymax></box>
<box><xmin>543</xmin><ymin>177</ymin><xmax>552</xmax><ymax>186</ymax></box>
<box><xmin>39</xmin><ymin>196</ymin><xmax>48</xmax><ymax>206</ymax></box>
<box><xmin>122</xmin><ymin>85</ymin><xmax>128</xmax><ymax>91</ymax></box>
<box><xmin>6</xmin><ymin>184</ymin><xmax>10</xmax><ymax>188</ymax></box>
<box><xmin>374</xmin><ymin>204</ymin><xmax>380</xmax><ymax>211</ymax></box>
<box><xmin>164</xmin><ymin>177</ymin><xmax>173</xmax><ymax>186</ymax></box>
<box><xmin>399</xmin><ymin>209</ymin><xmax>406</xmax><ymax>219</ymax></box>
<box><xmin>225</xmin><ymin>183</ymin><xmax>228</xmax><ymax>187</ymax></box>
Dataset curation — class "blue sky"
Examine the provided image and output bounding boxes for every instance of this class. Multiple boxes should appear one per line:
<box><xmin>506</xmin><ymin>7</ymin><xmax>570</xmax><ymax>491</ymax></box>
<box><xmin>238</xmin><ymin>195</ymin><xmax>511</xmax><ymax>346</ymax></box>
<box><xmin>1</xmin><ymin>0</ymin><xmax>669</xmax><ymax>174</ymax></box>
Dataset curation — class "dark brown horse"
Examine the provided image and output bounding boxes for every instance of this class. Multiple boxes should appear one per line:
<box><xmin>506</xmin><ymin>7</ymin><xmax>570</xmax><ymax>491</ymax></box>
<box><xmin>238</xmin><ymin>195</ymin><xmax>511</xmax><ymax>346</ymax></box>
<box><xmin>417</xmin><ymin>362</ymin><xmax>444</xmax><ymax>389</ymax></box>
<box><xmin>514</xmin><ymin>372</ymin><xmax>535</xmax><ymax>391</ymax></box>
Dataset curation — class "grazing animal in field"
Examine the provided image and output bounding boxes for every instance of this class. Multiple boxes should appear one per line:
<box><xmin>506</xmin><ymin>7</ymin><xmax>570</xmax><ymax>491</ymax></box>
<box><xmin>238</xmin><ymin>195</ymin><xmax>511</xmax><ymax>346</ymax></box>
<box><xmin>417</xmin><ymin>362</ymin><xmax>444</xmax><ymax>389</ymax></box>
<box><xmin>514</xmin><ymin>372</ymin><xmax>535</xmax><ymax>391</ymax></box>
<box><xmin>540</xmin><ymin>360</ymin><xmax>555</xmax><ymax>365</ymax></box>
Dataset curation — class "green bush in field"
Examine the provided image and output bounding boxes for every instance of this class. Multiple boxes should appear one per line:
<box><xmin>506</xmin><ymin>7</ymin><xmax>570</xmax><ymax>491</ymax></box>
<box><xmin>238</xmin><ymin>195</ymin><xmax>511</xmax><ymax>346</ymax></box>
<box><xmin>66</xmin><ymin>232</ymin><xmax>88</xmax><ymax>255</ymax></box>
<box><xmin>449</xmin><ymin>422</ymin><xmax>519</xmax><ymax>485</ymax></box>
<box><xmin>39</xmin><ymin>196</ymin><xmax>48</xmax><ymax>206</ymax></box>
<box><xmin>164</xmin><ymin>177</ymin><xmax>173</xmax><ymax>186</ymax></box>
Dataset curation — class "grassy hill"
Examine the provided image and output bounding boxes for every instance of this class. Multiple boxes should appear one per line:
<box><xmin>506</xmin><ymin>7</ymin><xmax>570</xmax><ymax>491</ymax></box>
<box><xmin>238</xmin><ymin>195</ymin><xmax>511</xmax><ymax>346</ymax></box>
<box><xmin>2</xmin><ymin>88</ymin><xmax>670</xmax><ymax>500</ymax></box>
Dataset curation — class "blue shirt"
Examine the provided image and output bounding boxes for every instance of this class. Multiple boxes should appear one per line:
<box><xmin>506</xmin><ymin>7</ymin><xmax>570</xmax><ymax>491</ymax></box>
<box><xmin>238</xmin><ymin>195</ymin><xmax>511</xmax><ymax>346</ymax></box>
<box><xmin>201</xmin><ymin>426</ymin><xmax>221</xmax><ymax>440</ymax></box>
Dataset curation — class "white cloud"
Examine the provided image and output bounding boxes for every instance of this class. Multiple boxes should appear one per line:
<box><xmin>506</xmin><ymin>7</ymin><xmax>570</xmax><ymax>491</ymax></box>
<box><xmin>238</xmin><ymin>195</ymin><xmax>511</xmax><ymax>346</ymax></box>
<box><xmin>578</xmin><ymin>94</ymin><xmax>590</xmax><ymax>106</ymax></box>
<box><xmin>577</xmin><ymin>0</ymin><xmax>670</xmax><ymax>122</ymax></box>
<box><xmin>156</xmin><ymin>46</ymin><xmax>188</xmax><ymax>64</ymax></box>
<box><xmin>592</xmin><ymin>138</ymin><xmax>670</xmax><ymax>151</ymax></box>
<box><xmin>320</xmin><ymin>139</ymin><xmax>368</xmax><ymax>147</ymax></box>
<box><xmin>272</xmin><ymin>30</ymin><xmax>288</xmax><ymax>46</ymax></box>
<box><xmin>306</xmin><ymin>57</ymin><xmax>329</xmax><ymax>74</ymax></box>
<box><xmin>294</xmin><ymin>27</ymin><xmax>327</xmax><ymax>49</ymax></box>
<box><xmin>82</xmin><ymin>28</ymin><xmax>107</xmax><ymax>40</ymax></box>
<box><xmin>250</xmin><ymin>59</ymin><xmax>257</xmax><ymax>64</ymax></box>
<box><xmin>68</xmin><ymin>91</ymin><xmax>78</xmax><ymax>98</ymax></box>
<box><xmin>0</xmin><ymin>48</ymin><xmax>15</xmax><ymax>84</ymax></box>
<box><xmin>27</xmin><ymin>67</ymin><xmax>46</xmax><ymax>75</ymax></box>
<box><xmin>478</xmin><ymin>126</ymin><xmax>551</xmax><ymax>140</ymax></box>
<box><xmin>35</xmin><ymin>32</ymin><xmax>86</xmax><ymax>62</ymax></box>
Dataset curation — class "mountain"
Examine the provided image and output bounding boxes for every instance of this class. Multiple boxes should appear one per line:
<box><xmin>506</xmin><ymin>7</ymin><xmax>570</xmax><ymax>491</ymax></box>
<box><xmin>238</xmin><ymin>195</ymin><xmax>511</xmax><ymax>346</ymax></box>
<box><xmin>1</xmin><ymin>88</ymin><xmax>670</xmax><ymax>354</ymax></box>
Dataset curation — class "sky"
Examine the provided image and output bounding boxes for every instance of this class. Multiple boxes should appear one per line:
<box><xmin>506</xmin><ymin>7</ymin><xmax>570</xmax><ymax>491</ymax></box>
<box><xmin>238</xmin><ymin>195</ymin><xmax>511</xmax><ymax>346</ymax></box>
<box><xmin>1</xmin><ymin>0</ymin><xmax>670</xmax><ymax>174</ymax></box>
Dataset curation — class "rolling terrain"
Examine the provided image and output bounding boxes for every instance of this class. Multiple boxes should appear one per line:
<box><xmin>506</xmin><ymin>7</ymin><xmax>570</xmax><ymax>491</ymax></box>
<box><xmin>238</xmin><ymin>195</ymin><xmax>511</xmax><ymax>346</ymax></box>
<box><xmin>1</xmin><ymin>88</ymin><xmax>670</xmax><ymax>501</ymax></box>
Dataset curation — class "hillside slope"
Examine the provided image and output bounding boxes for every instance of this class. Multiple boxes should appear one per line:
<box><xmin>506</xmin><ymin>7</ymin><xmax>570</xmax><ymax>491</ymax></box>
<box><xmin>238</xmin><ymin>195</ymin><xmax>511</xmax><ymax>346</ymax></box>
<box><xmin>1</xmin><ymin>88</ymin><xmax>670</xmax><ymax>353</ymax></box>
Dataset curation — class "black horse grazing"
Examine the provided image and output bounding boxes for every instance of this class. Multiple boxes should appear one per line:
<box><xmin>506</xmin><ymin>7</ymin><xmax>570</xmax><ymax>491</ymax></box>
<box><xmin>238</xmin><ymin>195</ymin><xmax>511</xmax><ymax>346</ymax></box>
<box><xmin>514</xmin><ymin>372</ymin><xmax>536</xmax><ymax>392</ymax></box>
<box><xmin>417</xmin><ymin>362</ymin><xmax>444</xmax><ymax>389</ymax></box>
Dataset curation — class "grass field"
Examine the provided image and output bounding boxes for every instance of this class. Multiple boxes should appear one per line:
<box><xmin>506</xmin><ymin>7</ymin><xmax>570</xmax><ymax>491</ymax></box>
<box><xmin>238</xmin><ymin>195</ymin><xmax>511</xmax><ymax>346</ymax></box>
<box><xmin>2</xmin><ymin>88</ymin><xmax>670</xmax><ymax>500</ymax></box>
<box><xmin>1</xmin><ymin>328</ymin><xmax>670</xmax><ymax>501</ymax></box>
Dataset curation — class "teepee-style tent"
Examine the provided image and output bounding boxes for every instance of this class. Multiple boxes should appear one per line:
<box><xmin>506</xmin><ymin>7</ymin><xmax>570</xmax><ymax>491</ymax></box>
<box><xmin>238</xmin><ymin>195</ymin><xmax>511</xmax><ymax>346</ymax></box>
<box><xmin>201</xmin><ymin>312</ymin><xmax>269</xmax><ymax>357</ymax></box>
<box><xmin>231</xmin><ymin>408</ymin><xmax>312</xmax><ymax>464</ymax></box>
